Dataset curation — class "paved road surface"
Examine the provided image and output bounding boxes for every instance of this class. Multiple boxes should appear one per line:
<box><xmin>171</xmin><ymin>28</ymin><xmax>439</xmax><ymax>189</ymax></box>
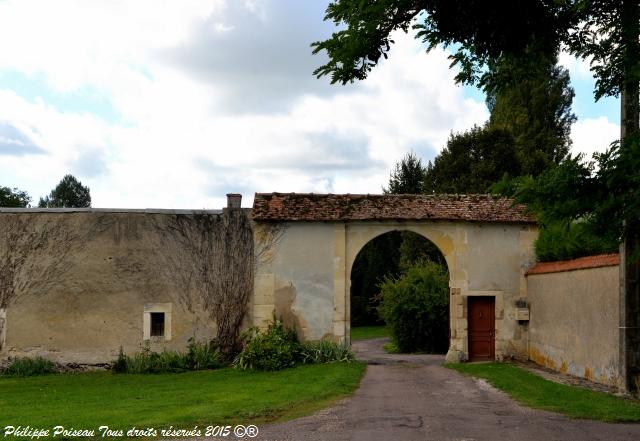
<box><xmin>258</xmin><ymin>338</ymin><xmax>640</xmax><ymax>441</ymax></box>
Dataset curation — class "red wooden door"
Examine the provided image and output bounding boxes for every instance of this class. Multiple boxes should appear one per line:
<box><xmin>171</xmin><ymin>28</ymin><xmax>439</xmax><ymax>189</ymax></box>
<box><xmin>468</xmin><ymin>296</ymin><xmax>495</xmax><ymax>361</ymax></box>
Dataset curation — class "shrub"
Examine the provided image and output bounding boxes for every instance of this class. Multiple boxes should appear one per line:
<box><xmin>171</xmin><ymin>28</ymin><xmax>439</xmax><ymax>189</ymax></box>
<box><xmin>234</xmin><ymin>320</ymin><xmax>357</xmax><ymax>371</ymax></box>
<box><xmin>185</xmin><ymin>338</ymin><xmax>224</xmax><ymax>370</ymax></box>
<box><xmin>2</xmin><ymin>356</ymin><xmax>56</xmax><ymax>377</ymax></box>
<box><xmin>300</xmin><ymin>340</ymin><xmax>354</xmax><ymax>364</ymax></box>
<box><xmin>233</xmin><ymin>321</ymin><xmax>301</xmax><ymax>371</ymax></box>
<box><xmin>112</xmin><ymin>340</ymin><xmax>222</xmax><ymax>374</ymax></box>
<box><xmin>534</xmin><ymin>221</ymin><xmax>618</xmax><ymax>262</ymax></box>
<box><xmin>377</xmin><ymin>261</ymin><xmax>449</xmax><ymax>353</ymax></box>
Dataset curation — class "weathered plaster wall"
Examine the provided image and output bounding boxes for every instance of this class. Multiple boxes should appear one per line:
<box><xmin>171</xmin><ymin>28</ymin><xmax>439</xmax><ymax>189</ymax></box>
<box><xmin>253</xmin><ymin>223</ymin><xmax>335</xmax><ymax>340</ymax></box>
<box><xmin>256</xmin><ymin>220</ymin><xmax>537</xmax><ymax>362</ymax></box>
<box><xmin>527</xmin><ymin>265</ymin><xmax>621</xmax><ymax>387</ymax></box>
<box><xmin>1</xmin><ymin>212</ymin><xmax>218</xmax><ymax>364</ymax></box>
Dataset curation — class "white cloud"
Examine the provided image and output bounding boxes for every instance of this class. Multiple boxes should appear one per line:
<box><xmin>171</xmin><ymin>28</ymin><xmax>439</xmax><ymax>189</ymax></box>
<box><xmin>558</xmin><ymin>51</ymin><xmax>593</xmax><ymax>79</ymax></box>
<box><xmin>0</xmin><ymin>2</ymin><xmax>490</xmax><ymax>208</ymax></box>
<box><xmin>571</xmin><ymin>117</ymin><xmax>619</xmax><ymax>158</ymax></box>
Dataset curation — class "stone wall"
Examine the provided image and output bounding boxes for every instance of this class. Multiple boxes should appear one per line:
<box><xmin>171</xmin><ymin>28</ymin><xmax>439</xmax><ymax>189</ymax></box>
<box><xmin>0</xmin><ymin>210</ymin><xmax>222</xmax><ymax>364</ymax></box>
<box><xmin>526</xmin><ymin>255</ymin><xmax>621</xmax><ymax>387</ymax></box>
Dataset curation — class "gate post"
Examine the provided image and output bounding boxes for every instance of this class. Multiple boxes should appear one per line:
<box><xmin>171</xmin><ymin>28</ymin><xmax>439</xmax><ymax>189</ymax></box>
<box><xmin>333</xmin><ymin>222</ymin><xmax>349</xmax><ymax>344</ymax></box>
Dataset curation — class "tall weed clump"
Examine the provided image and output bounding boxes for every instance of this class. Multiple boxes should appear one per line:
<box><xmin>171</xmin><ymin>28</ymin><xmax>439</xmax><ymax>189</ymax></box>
<box><xmin>300</xmin><ymin>340</ymin><xmax>354</xmax><ymax>364</ymax></box>
<box><xmin>2</xmin><ymin>356</ymin><xmax>57</xmax><ymax>377</ymax></box>
<box><xmin>234</xmin><ymin>320</ymin><xmax>355</xmax><ymax>371</ymax></box>
<box><xmin>112</xmin><ymin>339</ymin><xmax>223</xmax><ymax>374</ymax></box>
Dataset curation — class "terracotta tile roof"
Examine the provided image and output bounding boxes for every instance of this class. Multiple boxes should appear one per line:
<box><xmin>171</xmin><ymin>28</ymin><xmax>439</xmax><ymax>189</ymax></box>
<box><xmin>526</xmin><ymin>254</ymin><xmax>620</xmax><ymax>276</ymax></box>
<box><xmin>252</xmin><ymin>193</ymin><xmax>536</xmax><ymax>223</ymax></box>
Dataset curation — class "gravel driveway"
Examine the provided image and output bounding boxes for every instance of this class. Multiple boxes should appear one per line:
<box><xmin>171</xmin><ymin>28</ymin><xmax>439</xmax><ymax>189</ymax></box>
<box><xmin>257</xmin><ymin>338</ymin><xmax>640</xmax><ymax>441</ymax></box>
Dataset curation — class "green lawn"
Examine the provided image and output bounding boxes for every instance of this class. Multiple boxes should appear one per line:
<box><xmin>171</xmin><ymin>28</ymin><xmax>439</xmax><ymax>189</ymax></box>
<box><xmin>448</xmin><ymin>362</ymin><xmax>640</xmax><ymax>422</ymax></box>
<box><xmin>0</xmin><ymin>362</ymin><xmax>365</xmax><ymax>432</ymax></box>
<box><xmin>350</xmin><ymin>326</ymin><xmax>389</xmax><ymax>341</ymax></box>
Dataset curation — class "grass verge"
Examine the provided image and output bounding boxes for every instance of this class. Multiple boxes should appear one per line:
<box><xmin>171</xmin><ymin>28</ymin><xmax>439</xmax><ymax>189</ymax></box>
<box><xmin>0</xmin><ymin>362</ymin><xmax>365</xmax><ymax>431</ymax></box>
<box><xmin>383</xmin><ymin>342</ymin><xmax>400</xmax><ymax>353</ymax></box>
<box><xmin>447</xmin><ymin>362</ymin><xmax>640</xmax><ymax>422</ymax></box>
<box><xmin>350</xmin><ymin>326</ymin><xmax>389</xmax><ymax>341</ymax></box>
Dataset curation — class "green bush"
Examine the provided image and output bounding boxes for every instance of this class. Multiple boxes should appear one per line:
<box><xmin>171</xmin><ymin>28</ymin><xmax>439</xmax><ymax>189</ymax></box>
<box><xmin>113</xmin><ymin>339</ymin><xmax>222</xmax><ymax>374</ymax></box>
<box><xmin>2</xmin><ymin>356</ymin><xmax>57</xmax><ymax>377</ymax></box>
<box><xmin>233</xmin><ymin>321</ymin><xmax>301</xmax><ymax>371</ymax></box>
<box><xmin>377</xmin><ymin>262</ymin><xmax>449</xmax><ymax>353</ymax></box>
<box><xmin>234</xmin><ymin>321</ymin><xmax>356</xmax><ymax>371</ymax></box>
<box><xmin>300</xmin><ymin>340</ymin><xmax>354</xmax><ymax>364</ymax></box>
<box><xmin>185</xmin><ymin>338</ymin><xmax>224</xmax><ymax>370</ymax></box>
<box><xmin>534</xmin><ymin>221</ymin><xmax>618</xmax><ymax>262</ymax></box>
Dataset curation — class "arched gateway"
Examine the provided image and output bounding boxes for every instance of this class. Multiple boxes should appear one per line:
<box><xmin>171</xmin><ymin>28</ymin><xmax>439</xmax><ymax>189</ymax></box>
<box><xmin>252</xmin><ymin>193</ymin><xmax>537</xmax><ymax>362</ymax></box>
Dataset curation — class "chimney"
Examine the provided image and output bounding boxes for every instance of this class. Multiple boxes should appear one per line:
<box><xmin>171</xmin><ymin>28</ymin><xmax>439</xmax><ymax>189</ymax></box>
<box><xmin>226</xmin><ymin>193</ymin><xmax>242</xmax><ymax>209</ymax></box>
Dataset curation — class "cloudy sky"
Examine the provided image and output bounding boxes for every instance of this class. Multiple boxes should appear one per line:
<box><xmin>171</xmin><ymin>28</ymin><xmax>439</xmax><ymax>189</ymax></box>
<box><xmin>0</xmin><ymin>0</ymin><xmax>620</xmax><ymax>208</ymax></box>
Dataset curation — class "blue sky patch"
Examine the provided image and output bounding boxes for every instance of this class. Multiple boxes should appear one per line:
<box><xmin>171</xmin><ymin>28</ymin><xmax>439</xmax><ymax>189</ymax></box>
<box><xmin>0</xmin><ymin>69</ymin><xmax>124</xmax><ymax>124</ymax></box>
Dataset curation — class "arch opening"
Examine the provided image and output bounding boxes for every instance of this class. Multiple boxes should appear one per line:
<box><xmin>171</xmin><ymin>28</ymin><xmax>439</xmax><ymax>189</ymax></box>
<box><xmin>349</xmin><ymin>230</ymin><xmax>450</xmax><ymax>353</ymax></box>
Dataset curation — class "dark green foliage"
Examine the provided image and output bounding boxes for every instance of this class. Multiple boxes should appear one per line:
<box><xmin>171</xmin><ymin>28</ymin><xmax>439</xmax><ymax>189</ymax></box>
<box><xmin>234</xmin><ymin>321</ymin><xmax>301</xmax><ymax>371</ymax></box>
<box><xmin>500</xmin><ymin>137</ymin><xmax>640</xmax><ymax>261</ymax></box>
<box><xmin>234</xmin><ymin>320</ymin><xmax>355</xmax><ymax>371</ymax></box>
<box><xmin>378</xmin><ymin>262</ymin><xmax>449</xmax><ymax>353</ymax></box>
<box><xmin>424</xmin><ymin>126</ymin><xmax>520</xmax><ymax>194</ymax></box>
<box><xmin>535</xmin><ymin>221</ymin><xmax>618</xmax><ymax>262</ymax></box>
<box><xmin>39</xmin><ymin>174</ymin><xmax>91</xmax><ymax>208</ymax></box>
<box><xmin>514</xmin><ymin>155</ymin><xmax>598</xmax><ymax>225</ymax></box>
<box><xmin>112</xmin><ymin>340</ymin><xmax>223</xmax><ymax>374</ymax></box>
<box><xmin>384</xmin><ymin>151</ymin><xmax>427</xmax><ymax>194</ymax></box>
<box><xmin>592</xmin><ymin>136</ymin><xmax>640</xmax><ymax>243</ymax></box>
<box><xmin>312</xmin><ymin>1</ymin><xmax>567</xmax><ymax>88</ymax></box>
<box><xmin>0</xmin><ymin>186</ymin><xmax>31</xmax><ymax>207</ymax></box>
<box><xmin>2</xmin><ymin>356</ymin><xmax>56</xmax><ymax>377</ymax></box>
<box><xmin>113</xmin><ymin>347</ymin><xmax>128</xmax><ymax>373</ymax></box>
<box><xmin>487</xmin><ymin>56</ymin><xmax>576</xmax><ymax>176</ymax></box>
<box><xmin>185</xmin><ymin>337</ymin><xmax>224</xmax><ymax>370</ymax></box>
<box><xmin>313</xmin><ymin>1</ymin><xmax>632</xmax><ymax>103</ymax></box>
<box><xmin>350</xmin><ymin>231</ymin><xmax>402</xmax><ymax>326</ymax></box>
<box><xmin>399</xmin><ymin>230</ymin><xmax>447</xmax><ymax>271</ymax></box>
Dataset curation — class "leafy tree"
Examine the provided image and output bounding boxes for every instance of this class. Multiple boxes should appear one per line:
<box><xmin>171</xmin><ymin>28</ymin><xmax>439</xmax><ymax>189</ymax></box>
<box><xmin>312</xmin><ymin>1</ymin><xmax>567</xmax><ymax>88</ymax></box>
<box><xmin>509</xmin><ymin>138</ymin><xmax>640</xmax><ymax>261</ymax></box>
<box><xmin>38</xmin><ymin>174</ymin><xmax>91</xmax><ymax>208</ymax></box>
<box><xmin>0</xmin><ymin>186</ymin><xmax>31</xmax><ymax>207</ymax></box>
<box><xmin>423</xmin><ymin>126</ymin><xmax>520</xmax><ymax>194</ymax></box>
<box><xmin>487</xmin><ymin>55</ymin><xmax>576</xmax><ymax>176</ymax></box>
<box><xmin>313</xmin><ymin>0</ymin><xmax>639</xmax><ymax>199</ymax></box>
<box><xmin>315</xmin><ymin>0</ymin><xmax>640</xmax><ymax>388</ymax></box>
<box><xmin>383</xmin><ymin>151</ymin><xmax>426</xmax><ymax>194</ymax></box>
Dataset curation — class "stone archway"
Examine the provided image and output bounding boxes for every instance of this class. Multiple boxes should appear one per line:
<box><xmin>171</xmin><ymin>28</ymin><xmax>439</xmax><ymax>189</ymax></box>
<box><xmin>252</xmin><ymin>193</ymin><xmax>538</xmax><ymax>362</ymax></box>
<box><xmin>348</xmin><ymin>228</ymin><xmax>450</xmax><ymax>349</ymax></box>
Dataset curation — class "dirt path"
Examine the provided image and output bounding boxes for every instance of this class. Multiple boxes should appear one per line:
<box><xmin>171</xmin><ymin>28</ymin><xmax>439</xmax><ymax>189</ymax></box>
<box><xmin>257</xmin><ymin>338</ymin><xmax>640</xmax><ymax>441</ymax></box>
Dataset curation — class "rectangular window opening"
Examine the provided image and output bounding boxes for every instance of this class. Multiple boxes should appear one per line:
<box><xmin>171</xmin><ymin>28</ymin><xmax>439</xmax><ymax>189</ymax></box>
<box><xmin>150</xmin><ymin>312</ymin><xmax>165</xmax><ymax>337</ymax></box>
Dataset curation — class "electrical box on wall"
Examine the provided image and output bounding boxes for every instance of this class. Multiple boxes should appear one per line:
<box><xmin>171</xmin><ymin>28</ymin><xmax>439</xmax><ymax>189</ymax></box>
<box><xmin>516</xmin><ymin>307</ymin><xmax>530</xmax><ymax>321</ymax></box>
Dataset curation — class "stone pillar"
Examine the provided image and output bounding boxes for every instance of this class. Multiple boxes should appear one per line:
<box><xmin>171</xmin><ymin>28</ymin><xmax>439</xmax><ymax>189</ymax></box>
<box><xmin>445</xmin><ymin>287</ymin><xmax>465</xmax><ymax>362</ymax></box>
<box><xmin>332</xmin><ymin>223</ymin><xmax>348</xmax><ymax>343</ymax></box>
